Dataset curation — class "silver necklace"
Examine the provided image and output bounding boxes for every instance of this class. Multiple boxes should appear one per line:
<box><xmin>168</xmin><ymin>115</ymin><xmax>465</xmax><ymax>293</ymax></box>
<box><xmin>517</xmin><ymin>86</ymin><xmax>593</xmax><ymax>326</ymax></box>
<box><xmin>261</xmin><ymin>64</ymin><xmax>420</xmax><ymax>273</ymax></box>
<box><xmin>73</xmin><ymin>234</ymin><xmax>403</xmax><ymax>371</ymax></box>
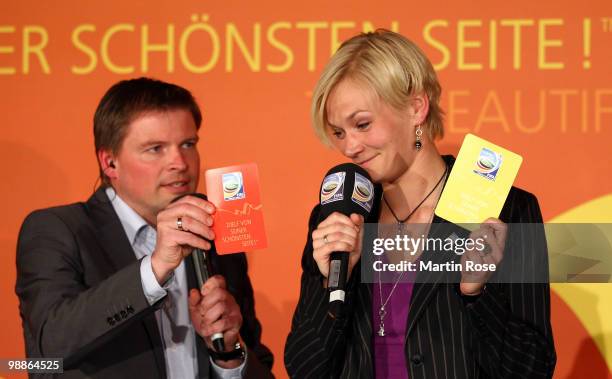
<box><xmin>377</xmin><ymin>270</ymin><xmax>406</xmax><ymax>337</ymax></box>
<box><xmin>377</xmin><ymin>164</ymin><xmax>448</xmax><ymax>336</ymax></box>
<box><xmin>382</xmin><ymin>164</ymin><xmax>448</xmax><ymax>233</ymax></box>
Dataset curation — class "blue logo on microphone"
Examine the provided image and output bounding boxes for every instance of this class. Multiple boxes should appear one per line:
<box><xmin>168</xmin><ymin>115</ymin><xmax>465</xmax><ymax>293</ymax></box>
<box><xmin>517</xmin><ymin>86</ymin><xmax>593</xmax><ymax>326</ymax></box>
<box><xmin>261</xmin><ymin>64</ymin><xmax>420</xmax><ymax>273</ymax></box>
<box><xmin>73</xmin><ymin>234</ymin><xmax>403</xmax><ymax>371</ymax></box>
<box><xmin>352</xmin><ymin>173</ymin><xmax>374</xmax><ymax>212</ymax></box>
<box><xmin>321</xmin><ymin>172</ymin><xmax>345</xmax><ymax>205</ymax></box>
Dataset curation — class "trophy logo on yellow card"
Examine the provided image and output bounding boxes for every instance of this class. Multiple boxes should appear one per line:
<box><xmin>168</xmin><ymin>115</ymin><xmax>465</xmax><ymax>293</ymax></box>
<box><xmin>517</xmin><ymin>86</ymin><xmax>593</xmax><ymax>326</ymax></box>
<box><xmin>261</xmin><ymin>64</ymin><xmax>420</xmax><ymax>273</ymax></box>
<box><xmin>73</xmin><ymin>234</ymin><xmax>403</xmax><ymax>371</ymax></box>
<box><xmin>473</xmin><ymin>147</ymin><xmax>503</xmax><ymax>181</ymax></box>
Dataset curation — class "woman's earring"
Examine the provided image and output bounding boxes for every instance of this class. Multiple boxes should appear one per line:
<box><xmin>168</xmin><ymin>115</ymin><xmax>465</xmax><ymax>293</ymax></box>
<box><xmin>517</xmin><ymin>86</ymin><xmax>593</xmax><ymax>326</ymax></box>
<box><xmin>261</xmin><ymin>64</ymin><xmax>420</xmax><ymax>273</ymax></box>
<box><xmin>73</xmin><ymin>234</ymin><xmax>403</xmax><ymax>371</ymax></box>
<box><xmin>415</xmin><ymin>124</ymin><xmax>423</xmax><ymax>151</ymax></box>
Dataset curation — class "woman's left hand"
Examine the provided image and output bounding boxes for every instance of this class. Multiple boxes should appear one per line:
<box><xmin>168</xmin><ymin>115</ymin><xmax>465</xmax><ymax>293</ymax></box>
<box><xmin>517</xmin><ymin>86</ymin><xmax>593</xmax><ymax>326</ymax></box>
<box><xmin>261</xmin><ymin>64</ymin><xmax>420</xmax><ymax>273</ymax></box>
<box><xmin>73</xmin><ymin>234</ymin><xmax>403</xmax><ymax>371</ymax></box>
<box><xmin>459</xmin><ymin>217</ymin><xmax>507</xmax><ymax>296</ymax></box>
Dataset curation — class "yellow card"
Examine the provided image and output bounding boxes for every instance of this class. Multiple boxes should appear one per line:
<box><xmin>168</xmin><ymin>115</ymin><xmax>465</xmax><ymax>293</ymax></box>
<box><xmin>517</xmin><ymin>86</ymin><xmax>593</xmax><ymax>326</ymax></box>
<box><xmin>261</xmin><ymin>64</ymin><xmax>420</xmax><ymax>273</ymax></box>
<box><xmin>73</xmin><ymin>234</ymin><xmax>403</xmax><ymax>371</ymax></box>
<box><xmin>435</xmin><ymin>134</ymin><xmax>522</xmax><ymax>227</ymax></box>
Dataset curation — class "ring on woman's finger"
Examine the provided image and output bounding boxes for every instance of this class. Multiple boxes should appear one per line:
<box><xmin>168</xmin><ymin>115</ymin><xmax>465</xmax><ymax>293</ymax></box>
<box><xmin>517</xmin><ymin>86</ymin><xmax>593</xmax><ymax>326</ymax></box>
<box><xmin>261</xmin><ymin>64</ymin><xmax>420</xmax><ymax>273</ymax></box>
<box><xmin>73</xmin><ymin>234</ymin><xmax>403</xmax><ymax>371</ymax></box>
<box><xmin>323</xmin><ymin>234</ymin><xmax>329</xmax><ymax>244</ymax></box>
<box><xmin>177</xmin><ymin>216</ymin><xmax>185</xmax><ymax>231</ymax></box>
<box><xmin>479</xmin><ymin>242</ymin><xmax>492</xmax><ymax>255</ymax></box>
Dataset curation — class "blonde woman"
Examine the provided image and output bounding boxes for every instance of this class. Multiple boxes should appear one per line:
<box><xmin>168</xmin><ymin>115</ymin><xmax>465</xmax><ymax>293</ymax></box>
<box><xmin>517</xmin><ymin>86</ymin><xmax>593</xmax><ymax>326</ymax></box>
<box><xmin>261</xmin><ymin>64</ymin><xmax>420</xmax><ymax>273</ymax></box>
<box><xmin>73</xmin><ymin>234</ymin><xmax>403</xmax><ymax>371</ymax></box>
<box><xmin>285</xmin><ymin>30</ymin><xmax>556</xmax><ymax>379</ymax></box>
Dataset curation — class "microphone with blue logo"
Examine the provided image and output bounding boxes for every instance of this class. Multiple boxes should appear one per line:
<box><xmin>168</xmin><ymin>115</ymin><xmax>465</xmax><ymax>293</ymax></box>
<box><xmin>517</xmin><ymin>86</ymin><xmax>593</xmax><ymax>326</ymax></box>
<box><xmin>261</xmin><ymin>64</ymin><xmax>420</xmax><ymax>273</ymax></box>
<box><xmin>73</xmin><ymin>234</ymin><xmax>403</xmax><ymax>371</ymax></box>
<box><xmin>171</xmin><ymin>193</ymin><xmax>225</xmax><ymax>353</ymax></box>
<box><xmin>317</xmin><ymin>163</ymin><xmax>380</xmax><ymax>319</ymax></box>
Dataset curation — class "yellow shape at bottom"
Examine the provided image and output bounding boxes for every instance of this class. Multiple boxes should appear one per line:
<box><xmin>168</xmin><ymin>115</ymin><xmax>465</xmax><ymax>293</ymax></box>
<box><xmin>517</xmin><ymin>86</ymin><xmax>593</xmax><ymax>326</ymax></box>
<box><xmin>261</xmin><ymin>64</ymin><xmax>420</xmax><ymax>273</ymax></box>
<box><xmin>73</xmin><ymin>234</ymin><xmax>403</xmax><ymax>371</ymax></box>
<box><xmin>550</xmin><ymin>194</ymin><xmax>612</xmax><ymax>371</ymax></box>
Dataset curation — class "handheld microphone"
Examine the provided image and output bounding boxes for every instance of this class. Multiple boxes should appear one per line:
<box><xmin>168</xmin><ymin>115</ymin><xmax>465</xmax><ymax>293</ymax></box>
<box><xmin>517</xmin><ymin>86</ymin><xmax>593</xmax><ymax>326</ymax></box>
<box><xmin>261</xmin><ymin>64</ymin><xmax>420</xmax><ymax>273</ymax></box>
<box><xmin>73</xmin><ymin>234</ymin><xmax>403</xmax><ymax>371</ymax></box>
<box><xmin>317</xmin><ymin>164</ymin><xmax>379</xmax><ymax>318</ymax></box>
<box><xmin>192</xmin><ymin>248</ymin><xmax>225</xmax><ymax>352</ymax></box>
<box><xmin>172</xmin><ymin>193</ymin><xmax>225</xmax><ymax>352</ymax></box>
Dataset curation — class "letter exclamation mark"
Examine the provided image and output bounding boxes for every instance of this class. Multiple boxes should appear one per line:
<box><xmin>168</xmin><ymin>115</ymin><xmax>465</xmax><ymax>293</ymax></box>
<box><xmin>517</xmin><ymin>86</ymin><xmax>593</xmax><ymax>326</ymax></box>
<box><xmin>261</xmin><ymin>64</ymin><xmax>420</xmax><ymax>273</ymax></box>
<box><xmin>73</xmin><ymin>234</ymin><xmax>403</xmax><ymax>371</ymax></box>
<box><xmin>583</xmin><ymin>18</ymin><xmax>591</xmax><ymax>69</ymax></box>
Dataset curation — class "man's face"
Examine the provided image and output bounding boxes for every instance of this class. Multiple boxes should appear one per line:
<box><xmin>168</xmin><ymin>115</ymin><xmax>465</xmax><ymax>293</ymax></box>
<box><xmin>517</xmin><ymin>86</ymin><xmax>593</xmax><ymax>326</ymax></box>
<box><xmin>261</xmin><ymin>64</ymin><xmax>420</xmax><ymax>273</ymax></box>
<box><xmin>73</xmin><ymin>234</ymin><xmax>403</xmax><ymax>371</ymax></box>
<box><xmin>109</xmin><ymin>109</ymin><xmax>200</xmax><ymax>224</ymax></box>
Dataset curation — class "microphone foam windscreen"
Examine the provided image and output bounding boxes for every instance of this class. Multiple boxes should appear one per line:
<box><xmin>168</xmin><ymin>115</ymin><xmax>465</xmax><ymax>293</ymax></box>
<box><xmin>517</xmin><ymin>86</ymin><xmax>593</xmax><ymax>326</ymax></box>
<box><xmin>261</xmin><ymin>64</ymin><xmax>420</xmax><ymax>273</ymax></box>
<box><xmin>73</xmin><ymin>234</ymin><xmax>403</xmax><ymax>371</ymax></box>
<box><xmin>317</xmin><ymin>163</ymin><xmax>378</xmax><ymax>224</ymax></box>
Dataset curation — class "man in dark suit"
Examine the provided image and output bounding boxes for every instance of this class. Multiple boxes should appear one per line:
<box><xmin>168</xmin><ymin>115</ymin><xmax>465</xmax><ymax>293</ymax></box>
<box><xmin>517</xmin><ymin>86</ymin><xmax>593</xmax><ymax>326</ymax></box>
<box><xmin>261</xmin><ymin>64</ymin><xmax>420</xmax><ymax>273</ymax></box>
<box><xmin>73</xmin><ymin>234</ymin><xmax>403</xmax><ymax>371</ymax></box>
<box><xmin>16</xmin><ymin>77</ymin><xmax>273</xmax><ymax>378</ymax></box>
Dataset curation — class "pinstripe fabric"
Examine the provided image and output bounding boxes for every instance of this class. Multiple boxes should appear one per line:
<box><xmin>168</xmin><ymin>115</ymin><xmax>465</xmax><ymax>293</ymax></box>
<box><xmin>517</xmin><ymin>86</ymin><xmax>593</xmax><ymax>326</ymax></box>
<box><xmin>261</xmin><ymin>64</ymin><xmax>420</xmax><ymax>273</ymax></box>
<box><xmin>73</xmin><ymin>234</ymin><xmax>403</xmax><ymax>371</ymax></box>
<box><xmin>285</xmin><ymin>158</ymin><xmax>556</xmax><ymax>379</ymax></box>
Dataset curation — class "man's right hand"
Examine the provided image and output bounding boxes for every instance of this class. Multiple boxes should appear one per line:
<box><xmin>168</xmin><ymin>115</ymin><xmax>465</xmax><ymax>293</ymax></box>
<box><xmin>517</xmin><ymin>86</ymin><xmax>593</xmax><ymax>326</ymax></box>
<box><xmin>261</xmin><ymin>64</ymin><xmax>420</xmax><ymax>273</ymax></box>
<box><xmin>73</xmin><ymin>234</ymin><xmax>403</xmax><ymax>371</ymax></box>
<box><xmin>151</xmin><ymin>195</ymin><xmax>216</xmax><ymax>284</ymax></box>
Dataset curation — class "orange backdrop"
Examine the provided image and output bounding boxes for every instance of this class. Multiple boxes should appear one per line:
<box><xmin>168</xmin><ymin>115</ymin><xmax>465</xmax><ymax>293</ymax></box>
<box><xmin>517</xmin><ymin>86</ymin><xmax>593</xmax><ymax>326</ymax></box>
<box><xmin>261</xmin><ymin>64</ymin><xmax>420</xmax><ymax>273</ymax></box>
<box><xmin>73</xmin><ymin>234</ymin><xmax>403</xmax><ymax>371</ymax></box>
<box><xmin>1</xmin><ymin>1</ymin><xmax>611</xmax><ymax>378</ymax></box>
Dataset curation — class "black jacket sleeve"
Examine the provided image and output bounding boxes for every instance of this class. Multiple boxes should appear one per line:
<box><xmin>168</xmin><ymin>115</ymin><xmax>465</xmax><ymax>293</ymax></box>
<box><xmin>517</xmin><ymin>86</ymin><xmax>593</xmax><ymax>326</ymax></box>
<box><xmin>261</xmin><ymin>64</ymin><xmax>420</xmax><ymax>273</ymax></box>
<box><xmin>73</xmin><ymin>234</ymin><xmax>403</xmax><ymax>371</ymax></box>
<box><xmin>464</xmin><ymin>190</ymin><xmax>557</xmax><ymax>378</ymax></box>
<box><xmin>15</xmin><ymin>209</ymin><xmax>162</xmax><ymax>367</ymax></box>
<box><xmin>284</xmin><ymin>205</ymin><xmax>359</xmax><ymax>378</ymax></box>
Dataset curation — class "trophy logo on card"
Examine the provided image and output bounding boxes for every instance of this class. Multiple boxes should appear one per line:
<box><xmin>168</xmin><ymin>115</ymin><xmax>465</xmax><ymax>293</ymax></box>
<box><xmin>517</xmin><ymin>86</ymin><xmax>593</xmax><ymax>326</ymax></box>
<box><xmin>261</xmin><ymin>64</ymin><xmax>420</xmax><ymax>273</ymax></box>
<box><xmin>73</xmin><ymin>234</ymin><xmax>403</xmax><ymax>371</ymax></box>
<box><xmin>473</xmin><ymin>148</ymin><xmax>503</xmax><ymax>181</ymax></box>
<box><xmin>352</xmin><ymin>172</ymin><xmax>374</xmax><ymax>212</ymax></box>
<box><xmin>223</xmin><ymin>172</ymin><xmax>245</xmax><ymax>201</ymax></box>
<box><xmin>206</xmin><ymin>163</ymin><xmax>267</xmax><ymax>254</ymax></box>
<box><xmin>321</xmin><ymin>172</ymin><xmax>346</xmax><ymax>205</ymax></box>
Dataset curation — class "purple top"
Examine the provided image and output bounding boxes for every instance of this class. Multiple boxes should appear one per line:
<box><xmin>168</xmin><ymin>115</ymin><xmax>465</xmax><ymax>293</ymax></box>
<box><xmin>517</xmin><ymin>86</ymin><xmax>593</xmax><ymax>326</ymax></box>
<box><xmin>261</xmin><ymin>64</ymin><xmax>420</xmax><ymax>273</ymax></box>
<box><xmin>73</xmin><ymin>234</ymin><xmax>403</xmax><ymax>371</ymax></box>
<box><xmin>373</xmin><ymin>281</ymin><xmax>415</xmax><ymax>379</ymax></box>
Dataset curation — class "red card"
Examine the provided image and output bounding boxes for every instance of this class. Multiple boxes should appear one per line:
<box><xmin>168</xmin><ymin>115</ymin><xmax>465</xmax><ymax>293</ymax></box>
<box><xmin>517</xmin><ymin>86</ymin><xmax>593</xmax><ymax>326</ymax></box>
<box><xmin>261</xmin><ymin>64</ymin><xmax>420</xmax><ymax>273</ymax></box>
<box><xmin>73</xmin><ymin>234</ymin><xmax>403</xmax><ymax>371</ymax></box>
<box><xmin>205</xmin><ymin>163</ymin><xmax>267</xmax><ymax>254</ymax></box>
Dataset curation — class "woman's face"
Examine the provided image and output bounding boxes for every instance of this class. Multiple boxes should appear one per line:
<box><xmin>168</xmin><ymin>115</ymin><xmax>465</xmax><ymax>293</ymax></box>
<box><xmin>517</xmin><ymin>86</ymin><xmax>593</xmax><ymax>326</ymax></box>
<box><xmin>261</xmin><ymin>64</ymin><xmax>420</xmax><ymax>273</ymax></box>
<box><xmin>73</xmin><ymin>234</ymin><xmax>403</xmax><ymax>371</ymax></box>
<box><xmin>325</xmin><ymin>79</ymin><xmax>418</xmax><ymax>183</ymax></box>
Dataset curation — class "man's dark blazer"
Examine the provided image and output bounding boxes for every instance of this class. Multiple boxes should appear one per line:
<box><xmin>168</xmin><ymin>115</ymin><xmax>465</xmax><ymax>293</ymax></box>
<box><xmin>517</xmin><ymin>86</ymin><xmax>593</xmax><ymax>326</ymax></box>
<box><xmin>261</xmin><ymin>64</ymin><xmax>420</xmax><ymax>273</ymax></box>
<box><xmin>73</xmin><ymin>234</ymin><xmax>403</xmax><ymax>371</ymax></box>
<box><xmin>285</xmin><ymin>156</ymin><xmax>557</xmax><ymax>378</ymax></box>
<box><xmin>16</xmin><ymin>187</ymin><xmax>274</xmax><ymax>378</ymax></box>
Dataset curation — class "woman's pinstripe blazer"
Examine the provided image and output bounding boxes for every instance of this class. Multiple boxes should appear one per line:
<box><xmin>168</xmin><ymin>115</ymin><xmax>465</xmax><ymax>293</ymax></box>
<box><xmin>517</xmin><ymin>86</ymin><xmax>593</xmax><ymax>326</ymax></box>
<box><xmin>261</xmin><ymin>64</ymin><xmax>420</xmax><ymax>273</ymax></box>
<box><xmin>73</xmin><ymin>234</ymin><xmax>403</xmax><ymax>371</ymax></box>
<box><xmin>285</xmin><ymin>157</ymin><xmax>556</xmax><ymax>379</ymax></box>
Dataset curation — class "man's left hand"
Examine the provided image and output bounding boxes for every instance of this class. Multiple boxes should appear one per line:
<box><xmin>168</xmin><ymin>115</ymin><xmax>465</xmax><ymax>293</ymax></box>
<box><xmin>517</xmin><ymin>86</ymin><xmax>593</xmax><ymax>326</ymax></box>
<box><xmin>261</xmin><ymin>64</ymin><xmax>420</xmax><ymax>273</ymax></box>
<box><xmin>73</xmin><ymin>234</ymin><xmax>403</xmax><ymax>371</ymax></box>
<box><xmin>189</xmin><ymin>275</ymin><xmax>243</xmax><ymax>368</ymax></box>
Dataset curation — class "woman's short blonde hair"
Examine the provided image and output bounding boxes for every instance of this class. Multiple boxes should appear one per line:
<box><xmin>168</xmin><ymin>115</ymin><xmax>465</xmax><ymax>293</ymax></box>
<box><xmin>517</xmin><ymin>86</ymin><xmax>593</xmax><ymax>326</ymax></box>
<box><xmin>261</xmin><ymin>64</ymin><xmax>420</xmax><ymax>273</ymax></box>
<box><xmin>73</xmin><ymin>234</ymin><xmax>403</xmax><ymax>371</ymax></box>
<box><xmin>311</xmin><ymin>29</ymin><xmax>444</xmax><ymax>145</ymax></box>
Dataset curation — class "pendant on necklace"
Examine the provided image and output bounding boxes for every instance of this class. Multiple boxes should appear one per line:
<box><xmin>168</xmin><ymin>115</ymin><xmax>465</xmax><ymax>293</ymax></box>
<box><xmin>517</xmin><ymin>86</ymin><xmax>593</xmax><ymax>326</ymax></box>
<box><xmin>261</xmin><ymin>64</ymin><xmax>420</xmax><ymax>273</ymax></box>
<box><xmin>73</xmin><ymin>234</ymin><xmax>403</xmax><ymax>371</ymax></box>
<box><xmin>397</xmin><ymin>222</ymin><xmax>404</xmax><ymax>234</ymax></box>
<box><xmin>378</xmin><ymin>306</ymin><xmax>387</xmax><ymax>337</ymax></box>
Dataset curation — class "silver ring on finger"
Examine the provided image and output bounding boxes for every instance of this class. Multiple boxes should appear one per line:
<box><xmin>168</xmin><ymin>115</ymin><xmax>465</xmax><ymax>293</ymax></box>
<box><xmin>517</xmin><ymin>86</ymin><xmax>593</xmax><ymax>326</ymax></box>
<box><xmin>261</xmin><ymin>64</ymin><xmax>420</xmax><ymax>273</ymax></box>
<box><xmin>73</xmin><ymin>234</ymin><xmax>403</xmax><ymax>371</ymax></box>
<box><xmin>177</xmin><ymin>216</ymin><xmax>184</xmax><ymax>231</ymax></box>
<box><xmin>479</xmin><ymin>242</ymin><xmax>492</xmax><ymax>256</ymax></box>
<box><xmin>323</xmin><ymin>234</ymin><xmax>329</xmax><ymax>244</ymax></box>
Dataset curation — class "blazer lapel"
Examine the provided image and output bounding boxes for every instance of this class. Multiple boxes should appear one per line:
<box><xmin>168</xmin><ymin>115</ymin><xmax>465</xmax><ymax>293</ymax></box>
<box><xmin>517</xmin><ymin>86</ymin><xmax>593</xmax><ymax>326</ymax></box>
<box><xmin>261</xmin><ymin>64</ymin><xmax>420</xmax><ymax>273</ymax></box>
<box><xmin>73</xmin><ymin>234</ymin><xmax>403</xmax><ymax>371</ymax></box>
<box><xmin>86</xmin><ymin>188</ymin><xmax>139</xmax><ymax>271</ymax></box>
<box><xmin>406</xmin><ymin>217</ymin><xmax>465</xmax><ymax>336</ymax></box>
<box><xmin>347</xmin><ymin>265</ymin><xmax>374</xmax><ymax>379</ymax></box>
<box><xmin>86</xmin><ymin>187</ymin><xmax>167</xmax><ymax>376</ymax></box>
<box><xmin>406</xmin><ymin>155</ymin><xmax>465</xmax><ymax>337</ymax></box>
<box><xmin>360</xmin><ymin>282</ymin><xmax>374</xmax><ymax>379</ymax></box>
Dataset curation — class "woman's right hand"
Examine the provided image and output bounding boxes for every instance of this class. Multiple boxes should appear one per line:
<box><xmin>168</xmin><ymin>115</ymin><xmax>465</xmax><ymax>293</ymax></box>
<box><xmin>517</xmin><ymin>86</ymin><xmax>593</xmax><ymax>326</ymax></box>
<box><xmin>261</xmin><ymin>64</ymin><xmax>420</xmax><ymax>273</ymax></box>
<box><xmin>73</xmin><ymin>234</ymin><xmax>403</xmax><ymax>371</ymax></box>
<box><xmin>311</xmin><ymin>212</ymin><xmax>365</xmax><ymax>285</ymax></box>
